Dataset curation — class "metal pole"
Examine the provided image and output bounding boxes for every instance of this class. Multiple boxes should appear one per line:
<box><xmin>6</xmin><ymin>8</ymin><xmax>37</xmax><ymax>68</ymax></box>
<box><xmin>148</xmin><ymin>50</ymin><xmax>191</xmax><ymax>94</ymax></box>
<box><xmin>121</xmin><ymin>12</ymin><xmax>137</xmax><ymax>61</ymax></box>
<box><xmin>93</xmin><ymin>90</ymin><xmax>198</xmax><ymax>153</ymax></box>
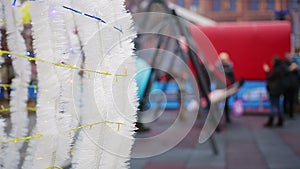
<box><xmin>171</xmin><ymin>9</ymin><xmax>211</xmax><ymax>107</ymax></box>
<box><xmin>139</xmin><ymin>34</ymin><xmax>165</xmax><ymax>112</ymax></box>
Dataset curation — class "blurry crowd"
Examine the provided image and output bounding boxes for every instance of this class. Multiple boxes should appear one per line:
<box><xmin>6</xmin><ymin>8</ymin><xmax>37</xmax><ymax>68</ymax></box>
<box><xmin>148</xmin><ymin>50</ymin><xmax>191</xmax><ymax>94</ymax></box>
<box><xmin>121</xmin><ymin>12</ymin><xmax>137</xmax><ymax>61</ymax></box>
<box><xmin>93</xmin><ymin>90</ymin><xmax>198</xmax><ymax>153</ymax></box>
<box><xmin>263</xmin><ymin>52</ymin><xmax>300</xmax><ymax>127</ymax></box>
<box><xmin>217</xmin><ymin>51</ymin><xmax>300</xmax><ymax>129</ymax></box>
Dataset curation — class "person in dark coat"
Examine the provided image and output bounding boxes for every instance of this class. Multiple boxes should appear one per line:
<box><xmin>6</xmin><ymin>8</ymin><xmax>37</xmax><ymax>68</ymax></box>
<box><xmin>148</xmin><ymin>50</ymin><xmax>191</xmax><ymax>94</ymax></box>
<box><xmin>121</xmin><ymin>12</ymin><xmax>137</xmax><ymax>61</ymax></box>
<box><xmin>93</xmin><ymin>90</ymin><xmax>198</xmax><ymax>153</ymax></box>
<box><xmin>263</xmin><ymin>57</ymin><xmax>285</xmax><ymax>127</ymax></box>
<box><xmin>282</xmin><ymin>52</ymin><xmax>299</xmax><ymax>118</ymax></box>
<box><xmin>219</xmin><ymin>52</ymin><xmax>236</xmax><ymax>123</ymax></box>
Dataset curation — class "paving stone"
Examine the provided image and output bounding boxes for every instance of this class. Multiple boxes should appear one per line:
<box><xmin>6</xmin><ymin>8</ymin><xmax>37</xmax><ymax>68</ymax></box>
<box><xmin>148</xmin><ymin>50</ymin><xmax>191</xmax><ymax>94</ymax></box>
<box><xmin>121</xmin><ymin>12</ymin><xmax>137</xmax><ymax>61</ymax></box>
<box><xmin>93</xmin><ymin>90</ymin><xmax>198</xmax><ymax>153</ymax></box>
<box><xmin>143</xmin><ymin>162</ymin><xmax>185</xmax><ymax>169</ymax></box>
<box><xmin>176</xmin><ymin>128</ymin><xmax>200</xmax><ymax>148</ymax></box>
<box><xmin>130</xmin><ymin>158</ymin><xmax>149</xmax><ymax>169</ymax></box>
<box><xmin>186</xmin><ymin>167</ymin><xmax>224</xmax><ymax>169</ymax></box>
<box><xmin>130</xmin><ymin>112</ymin><xmax>300</xmax><ymax>169</ymax></box>
<box><xmin>148</xmin><ymin>148</ymin><xmax>193</xmax><ymax>163</ymax></box>
<box><xmin>187</xmin><ymin>138</ymin><xmax>225</xmax><ymax>168</ymax></box>
<box><xmin>254</xmin><ymin>131</ymin><xmax>300</xmax><ymax>169</ymax></box>
<box><xmin>279</xmin><ymin>131</ymin><xmax>300</xmax><ymax>157</ymax></box>
<box><xmin>226</xmin><ymin>142</ymin><xmax>268</xmax><ymax>169</ymax></box>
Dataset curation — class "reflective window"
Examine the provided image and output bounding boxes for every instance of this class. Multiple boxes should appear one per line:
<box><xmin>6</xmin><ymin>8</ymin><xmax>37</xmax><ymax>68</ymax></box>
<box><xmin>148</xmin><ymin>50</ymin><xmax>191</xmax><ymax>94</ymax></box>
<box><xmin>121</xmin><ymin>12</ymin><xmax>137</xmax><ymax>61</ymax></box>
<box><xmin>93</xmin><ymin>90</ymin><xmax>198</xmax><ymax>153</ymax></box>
<box><xmin>176</xmin><ymin>0</ymin><xmax>185</xmax><ymax>7</ymax></box>
<box><xmin>212</xmin><ymin>0</ymin><xmax>222</xmax><ymax>11</ymax></box>
<box><xmin>248</xmin><ymin>0</ymin><xmax>259</xmax><ymax>11</ymax></box>
<box><xmin>229</xmin><ymin>0</ymin><xmax>236</xmax><ymax>11</ymax></box>
<box><xmin>289</xmin><ymin>0</ymin><xmax>298</xmax><ymax>10</ymax></box>
<box><xmin>191</xmin><ymin>0</ymin><xmax>200</xmax><ymax>12</ymax></box>
<box><xmin>266</xmin><ymin>0</ymin><xmax>275</xmax><ymax>10</ymax></box>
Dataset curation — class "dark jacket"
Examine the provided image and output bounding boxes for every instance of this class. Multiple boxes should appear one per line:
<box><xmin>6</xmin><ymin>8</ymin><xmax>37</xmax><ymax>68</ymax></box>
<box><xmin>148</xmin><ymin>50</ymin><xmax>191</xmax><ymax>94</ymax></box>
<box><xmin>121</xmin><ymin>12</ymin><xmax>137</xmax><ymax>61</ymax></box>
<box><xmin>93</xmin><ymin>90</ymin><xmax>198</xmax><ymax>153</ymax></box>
<box><xmin>282</xmin><ymin>60</ymin><xmax>300</xmax><ymax>89</ymax></box>
<box><xmin>223</xmin><ymin>63</ymin><xmax>236</xmax><ymax>87</ymax></box>
<box><xmin>266</xmin><ymin>61</ymin><xmax>284</xmax><ymax>97</ymax></box>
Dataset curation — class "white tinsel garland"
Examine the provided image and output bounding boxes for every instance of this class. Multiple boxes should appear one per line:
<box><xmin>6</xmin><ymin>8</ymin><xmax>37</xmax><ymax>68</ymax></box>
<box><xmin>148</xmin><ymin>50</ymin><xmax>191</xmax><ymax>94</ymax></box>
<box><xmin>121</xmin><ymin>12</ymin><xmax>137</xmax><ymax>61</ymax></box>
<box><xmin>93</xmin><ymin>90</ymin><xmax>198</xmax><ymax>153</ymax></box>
<box><xmin>30</xmin><ymin>2</ymin><xmax>61</xmax><ymax>168</ymax></box>
<box><xmin>0</xmin><ymin>1</ymin><xmax>4</xmax><ymax>66</ymax></box>
<box><xmin>0</xmin><ymin>1</ymin><xmax>4</xmax><ymax>50</ymax></box>
<box><xmin>21</xmin><ymin>128</ymin><xmax>37</xmax><ymax>169</ymax></box>
<box><xmin>69</xmin><ymin>1</ymin><xmax>107</xmax><ymax>168</ymax></box>
<box><xmin>63</xmin><ymin>1</ymin><xmax>86</xmax><ymax>166</ymax></box>
<box><xmin>3</xmin><ymin>1</ymin><xmax>31</xmax><ymax>168</ymax></box>
<box><xmin>71</xmin><ymin>0</ymin><xmax>137</xmax><ymax>168</ymax></box>
<box><xmin>93</xmin><ymin>1</ymin><xmax>138</xmax><ymax>168</ymax></box>
<box><xmin>47</xmin><ymin>0</ymin><xmax>74</xmax><ymax>166</ymax></box>
<box><xmin>0</xmin><ymin>3</ymin><xmax>6</xmax><ymax>169</ymax></box>
<box><xmin>29</xmin><ymin>0</ymin><xmax>85</xmax><ymax>167</ymax></box>
<box><xmin>0</xmin><ymin>0</ymin><xmax>137</xmax><ymax>168</ymax></box>
<box><xmin>63</xmin><ymin>0</ymin><xmax>83</xmax><ymax>131</ymax></box>
<box><xmin>0</xmin><ymin>118</ymin><xmax>7</xmax><ymax>169</ymax></box>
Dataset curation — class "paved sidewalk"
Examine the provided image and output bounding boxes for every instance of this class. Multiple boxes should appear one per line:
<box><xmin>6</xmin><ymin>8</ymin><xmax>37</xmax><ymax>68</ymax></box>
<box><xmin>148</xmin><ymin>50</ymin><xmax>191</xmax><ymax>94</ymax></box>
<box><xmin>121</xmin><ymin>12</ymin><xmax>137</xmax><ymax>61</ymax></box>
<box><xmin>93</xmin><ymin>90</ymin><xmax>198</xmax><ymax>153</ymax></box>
<box><xmin>130</xmin><ymin>111</ymin><xmax>300</xmax><ymax>169</ymax></box>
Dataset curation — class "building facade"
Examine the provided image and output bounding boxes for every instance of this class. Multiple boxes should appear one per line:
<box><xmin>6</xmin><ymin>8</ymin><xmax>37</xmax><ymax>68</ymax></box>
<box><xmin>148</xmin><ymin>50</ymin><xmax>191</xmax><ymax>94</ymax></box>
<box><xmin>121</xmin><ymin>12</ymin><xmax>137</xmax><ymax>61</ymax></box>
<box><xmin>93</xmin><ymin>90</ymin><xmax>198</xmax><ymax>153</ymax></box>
<box><xmin>125</xmin><ymin>0</ymin><xmax>296</xmax><ymax>22</ymax></box>
<box><xmin>172</xmin><ymin>0</ymin><xmax>295</xmax><ymax>22</ymax></box>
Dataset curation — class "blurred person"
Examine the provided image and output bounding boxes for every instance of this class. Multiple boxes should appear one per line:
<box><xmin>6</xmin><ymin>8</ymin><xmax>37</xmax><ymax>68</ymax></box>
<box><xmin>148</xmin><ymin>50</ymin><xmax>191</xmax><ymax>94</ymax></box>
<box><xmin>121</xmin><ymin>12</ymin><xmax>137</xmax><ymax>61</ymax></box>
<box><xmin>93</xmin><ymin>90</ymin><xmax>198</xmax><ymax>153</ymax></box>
<box><xmin>282</xmin><ymin>52</ymin><xmax>300</xmax><ymax>119</ymax></box>
<box><xmin>219</xmin><ymin>52</ymin><xmax>235</xmax><ymax>123</ymax></box>
<box><xmin>263</xmin><ymin>57</ymin><xmax>285</xmax><ymax>127</ymax></box>
<box><xmin>292</xmin><ymin>48</ymin><xmax>300</xmax><ymax>66</ymax></box>
<box><xmin>135</xmin><ymin>56</ymin><xmax>151</xmax><ymax>132</ymax></box>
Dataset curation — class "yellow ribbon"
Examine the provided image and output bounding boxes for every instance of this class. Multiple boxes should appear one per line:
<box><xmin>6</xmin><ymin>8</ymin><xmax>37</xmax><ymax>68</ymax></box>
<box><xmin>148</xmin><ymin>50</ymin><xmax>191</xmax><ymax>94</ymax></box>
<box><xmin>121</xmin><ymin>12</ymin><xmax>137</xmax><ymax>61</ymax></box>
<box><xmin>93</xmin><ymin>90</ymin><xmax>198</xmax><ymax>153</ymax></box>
<box><xmin>1</xmin><ymin>133</ymin><xmax>43</xmax><ymax>144</ymax></box>
<box><xmin>71</xmin><ymin>120</ymin><xmax>123</xmax><ymax>132</ymax></box>
<box><xmin>44</xmin><ymin>166</ymin><xmax>63</xmax><ymax>169</ymax></box>
<box><xmin>0</xmin><ymin>84</ymin><xmax>11</xmax><ymax>90</ymax></box>
<box><xmin>21</xmin><ymin>2</ymin><xmax>31</xmax><ymax>25</ymax></box>
<box><xmin>0</xmin><ymin>50</ymin><xmax>128</xmax><ymax>77</ymax></box>
<box><xmin>0</xmin><ymin>84</ymin><xmax>38</xmax><ymax>90</ymax></box>
<box><xmin>0</xmin><ymin>106</ymin><xmax>37</xmax><ymax>112</ymax></box>
<box><xmin>0</xmin><ymin>105</ymin><xmax>10</xmax><ymax>112</ymax></box>
<box><xmin>26</xmin><ymin>106</ymin><xmax>37</xmax><ymax>111</ymax></box>
<box><xmin>1</xmin><ymin>121</ymin><xmax>123</xmax><ymax>144</ymax></box>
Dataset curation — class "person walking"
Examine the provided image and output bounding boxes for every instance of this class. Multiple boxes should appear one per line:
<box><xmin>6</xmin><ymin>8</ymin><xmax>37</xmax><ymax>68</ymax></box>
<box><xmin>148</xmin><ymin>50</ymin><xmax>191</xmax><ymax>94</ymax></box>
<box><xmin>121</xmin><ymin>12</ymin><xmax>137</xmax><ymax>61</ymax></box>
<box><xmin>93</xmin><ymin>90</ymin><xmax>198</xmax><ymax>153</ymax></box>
<box><xmin>263</xmin><ymin>57</ymin><xmax>285</xmax><ymax>127</ymax></box>
<box><xmin>219</xmin><ymin>52</ymin><xmax>236</xmax><ymax>123</ymax></box>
